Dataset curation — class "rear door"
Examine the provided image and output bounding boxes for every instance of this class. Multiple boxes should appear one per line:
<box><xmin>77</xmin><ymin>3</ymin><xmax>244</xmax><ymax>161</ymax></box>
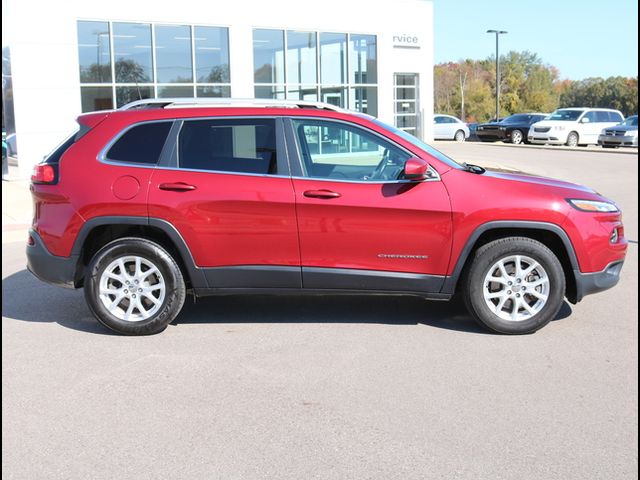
<box><xmin>286</xmin><ymin>117</ymin><xmax>452</xmax><ymax>293</ymax></box>
<box><xmin>148</xmin><ymin>117</ymin><xmax>301</xmax><ymax>288</ymax></box>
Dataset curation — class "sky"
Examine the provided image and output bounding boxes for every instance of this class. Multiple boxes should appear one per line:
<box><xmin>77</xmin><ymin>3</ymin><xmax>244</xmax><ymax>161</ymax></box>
<box><xmin>432</xmin><ymin>0</ymin><xmax>638</xmax><ymax>80</ymax></box>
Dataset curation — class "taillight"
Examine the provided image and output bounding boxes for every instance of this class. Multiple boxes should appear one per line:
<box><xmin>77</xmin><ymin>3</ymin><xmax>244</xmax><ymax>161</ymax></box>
<box><xmin>31</xmin><ymin>164</ymin><xmax>57</xmax><ymax>184</ymax></box>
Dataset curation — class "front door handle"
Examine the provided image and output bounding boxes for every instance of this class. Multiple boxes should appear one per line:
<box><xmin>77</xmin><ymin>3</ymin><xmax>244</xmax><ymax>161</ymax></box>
<box><xmin>303</xmin><ymin>189</ymin><xmax>341</xmax><ymax>199</ymax></box>
<box><xmin>159</xmin><ymin>182</ymin><xmax>197</xmax><ymax>192</ymax></box>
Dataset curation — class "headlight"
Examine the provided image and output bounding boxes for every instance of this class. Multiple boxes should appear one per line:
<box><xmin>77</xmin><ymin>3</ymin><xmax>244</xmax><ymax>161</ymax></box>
<box><xmin>499</xmin><ymin>126</ymin><xmax>505</xmax><ymax>130</ymax></box>
<box><xmin>567</xmin><ymin>199</ymin><xmax>619</xmax><ymax>213</ymax></box>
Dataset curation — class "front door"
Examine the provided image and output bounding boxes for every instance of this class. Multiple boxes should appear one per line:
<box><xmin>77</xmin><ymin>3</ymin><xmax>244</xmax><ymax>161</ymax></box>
<box><xmin>287</xmin><ymin>117</ymin><xmax>452</xmax><ymax>292</ymax></box>
<box><xmin>148</xmin><ymin>117</ymin><xmax>301</xmax><ymax>288</ymax></box>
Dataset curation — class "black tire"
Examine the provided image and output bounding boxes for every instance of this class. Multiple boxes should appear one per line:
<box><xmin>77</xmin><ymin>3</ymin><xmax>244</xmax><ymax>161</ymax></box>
<box><xmin>566</xmin><ymin>131</ymin><xmax>579</xmax><ymax>147</ymax></box>
<box><xmin>454</xmin><ymin>130</ymin><xmax>466</xmax><ymax>142</ymax></box>
<box><xmin>84</xmin><ymin>237</ymin><xmax>186</xmax><ymax>335</ymax></box>
<box><xmin>510</xmin><ymin>129</ymin><xmax>524</xmax><ymax>145</ymax></box>
<box><xmin>462</xmin><ymin>237</ymin><xmax>565</xmax><ymax>334</ymax></box>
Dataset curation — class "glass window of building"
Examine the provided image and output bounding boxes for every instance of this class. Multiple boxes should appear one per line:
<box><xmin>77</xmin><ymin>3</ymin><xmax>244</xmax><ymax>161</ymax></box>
<box><xmin>253</xmin><ymin>29</ymin><xmax>285</xmax><ymax>84</ymax></box>
<box><xmin>287</xmin><ymin>31</ymin><xmax>316</xmax><ymax>84</ymax></box>
<box><xmin>320</xmin><ymin>33</ymin><xmax>347</xmax><ymax>85</ymax></box>
<box><xmin>78</xmin><ymin>21</ymin><xmax>232</xmax><ymax>112</ymax></box>
<box><xmin>115</xmin><ymin>86</ymin><xmax>154</xmax><ymax>108</ymax></box>
<box><xmin>252</xmin><ymin>30</ymin><xmax>377</xmax><ymax>116</ymax></box>
<box><xmin>113</xmin><ymin>23</ymin><xmax>153</xmax><ymax>83</ymax></box>
<box><xmin>197</xmin><ymin>85</ymin><xmax>231</xmax><ymax>97</ymax></box>
<box><xmin>157</xmin><ymin>85</ymin><xmax>194</xmax><ymax>98</ymax></box>
<box><xmin>195</xmin><ymin>26</ymin><xmax>230</xmax><ymax>83</ymax></box>
<box><xmin>81</xmin><ymin>86</ymin><xmax>113</xmax><ymax>112</ymax></box>
<box><xmin>77</xmin><ymin>21</ymin><xmax>111</xmax><ymax>83</ymax></box>
<box><xmin>155</xmin><ymin>25</ymin><xmax>193</xmax><ymax>83</ymax></box>
<box><xmin>349</xmin><ymin>34</ymin><xmax>376</xmax><ymax>84</ymax></box>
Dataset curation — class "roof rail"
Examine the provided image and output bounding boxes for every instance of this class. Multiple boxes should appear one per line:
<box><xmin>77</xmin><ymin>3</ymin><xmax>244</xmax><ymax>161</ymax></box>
<box><xmin>119</xmin><ymin>97</ymin><xmax>346</xmax><ymax>112</ymax></box>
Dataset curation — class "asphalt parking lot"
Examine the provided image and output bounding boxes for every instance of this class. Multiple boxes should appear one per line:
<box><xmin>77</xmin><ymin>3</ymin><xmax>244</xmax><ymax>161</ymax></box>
<box><xmin>2</xmin><ymin>143</ymin><xmax>638</xmax><ymax>479</ymax></box>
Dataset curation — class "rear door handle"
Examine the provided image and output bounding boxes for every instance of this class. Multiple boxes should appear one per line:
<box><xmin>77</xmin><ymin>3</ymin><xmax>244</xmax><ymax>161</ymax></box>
<box><xmin>159</xmin><ymin>182</ymin><xmax>197</xmax><ymax>192</ymax></box>
<box><xmin>303</xmin><ymin>189</ymin><xmax>341</xmax><ymax>199</ymax></box>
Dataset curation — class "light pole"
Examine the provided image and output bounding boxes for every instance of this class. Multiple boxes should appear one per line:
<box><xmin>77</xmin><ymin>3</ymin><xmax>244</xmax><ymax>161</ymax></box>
<box><xmin>486</xmin><ymin>29</ymin><xmax>507</xmax><ymax>120</ymax></box>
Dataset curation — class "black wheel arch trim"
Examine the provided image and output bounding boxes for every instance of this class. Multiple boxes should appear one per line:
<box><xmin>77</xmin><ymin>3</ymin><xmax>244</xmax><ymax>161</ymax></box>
<box><xmin>71</xmin><ymin>216</ymin><xmax>208</xmax><ymax>288</ymax></box>
<box><xmin>440</xmin><ymin>220</ymin><xmax>580</xmax><ymax>294</ymax></box>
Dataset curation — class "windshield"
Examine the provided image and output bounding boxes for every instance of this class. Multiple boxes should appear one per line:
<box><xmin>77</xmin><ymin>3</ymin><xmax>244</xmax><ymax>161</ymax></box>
<box><xmin>502</xmin><ymin>114</ymin><xmax>530</xmax><ymax>124</ymax></box>
<box><xmin>621</xmin><ymin>115</ymin><xmax>638</xmax><ymax>127</ymax></box>
<box><xmin>367</xmin><ymin>116</ymin><xmax>465</xmax><ymax>170</ymax></box>
<box><xmin>547</xmin><ymin>109</ymin><xmax>583</xmax><ymax>121</ymax></box>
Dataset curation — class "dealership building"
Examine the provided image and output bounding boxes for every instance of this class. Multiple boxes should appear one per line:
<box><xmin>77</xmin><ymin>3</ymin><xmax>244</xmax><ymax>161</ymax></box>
<box><xmin>2</xmin><ymin>0</ymin><xmax>434</xmax><ymax>177</ymax></box>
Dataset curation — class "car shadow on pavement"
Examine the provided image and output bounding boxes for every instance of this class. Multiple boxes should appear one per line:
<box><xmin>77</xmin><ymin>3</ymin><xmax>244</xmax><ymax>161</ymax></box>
<box><xmin>2</xmin><ymin>269</ymin><xmax>573</xmax><ymax>335</ymax></box>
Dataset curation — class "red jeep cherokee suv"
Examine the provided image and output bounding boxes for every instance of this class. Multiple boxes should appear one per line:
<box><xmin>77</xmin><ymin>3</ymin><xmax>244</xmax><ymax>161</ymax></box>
<box><xmin>27</xmin><ymin>99</ymin><xmax>627</xmax><ymax>335</ymax></box>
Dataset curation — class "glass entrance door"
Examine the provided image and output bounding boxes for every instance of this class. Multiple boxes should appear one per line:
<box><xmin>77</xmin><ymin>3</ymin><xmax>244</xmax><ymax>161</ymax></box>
<box><xmin>394</xmin><ymin>73</ymin><xmax>420</xmax><ymax>138</ymax></box>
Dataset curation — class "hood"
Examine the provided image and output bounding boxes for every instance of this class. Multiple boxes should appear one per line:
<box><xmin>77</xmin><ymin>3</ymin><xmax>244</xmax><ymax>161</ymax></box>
<box><xmin>483</xmin><ymin>170</ymin><xmax>597</xmax><ymax>195</ymax></box>
<box><xmin>605</xmin><ymin>125</ymin><xmax>638</xmax><ymax>133</ymax></box>
<box><xmin>477</xmin><ymin>122</ymin><xmax>501</xmax><ymax>128</ymax></box>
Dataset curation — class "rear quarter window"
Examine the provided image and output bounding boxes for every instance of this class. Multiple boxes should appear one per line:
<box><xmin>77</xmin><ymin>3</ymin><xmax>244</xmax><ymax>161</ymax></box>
<box><xmin>106</xmin><ymin>121</ymin><xmax>173</xmax><ymax>164</ymax></box>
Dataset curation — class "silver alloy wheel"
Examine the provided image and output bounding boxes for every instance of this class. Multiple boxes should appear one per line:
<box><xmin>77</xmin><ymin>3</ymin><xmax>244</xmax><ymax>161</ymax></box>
<box><xmin>455</xmin><ymin>130</ymin><xmax>466</xmax><ymax>142</ymax></box>
<box><xmin>482</xmin><ymin>255</ymin><xmax>550</xmax><ymax>322</ymax></box>
<box><xmin>511</xmin><ymin>130</ymin><xmax>523</xmax><ymax>144</ymax></box>
<box><xmin>566</xmin><ymin>132</ymin><xmax>578</xmax><ymax>147</ymax></box>
<box><xmin>98</xmin><ymin>255</ymin><xmax>166</xmax><ymax>322</ymax></box>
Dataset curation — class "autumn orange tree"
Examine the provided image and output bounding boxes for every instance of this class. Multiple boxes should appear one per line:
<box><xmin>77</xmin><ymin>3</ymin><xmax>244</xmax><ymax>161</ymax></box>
<box><xmin>435</xmin><ymin>51</ymin><xmax>637</xmax><ymax>122</ymax></box>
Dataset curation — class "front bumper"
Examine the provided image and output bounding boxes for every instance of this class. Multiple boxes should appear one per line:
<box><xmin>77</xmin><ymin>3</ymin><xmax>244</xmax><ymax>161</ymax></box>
<box><xmin>572</xmin><ymin>260</ymin><xmax>624</xmax><ymax>303</ymax></box>
<box><xmin>476</xmin><ymin>129</ymin><xmax>507</xmax><ymax>141</ymax></box>
<box><xmin>598</xmin><ymin>134</ymin><xmax>638</xmax><ymax>147</ymax></box>
<box><xmin>527</xmin><ymin>131</ymin><xmax>565</xmax><ymax>144</ymax></box>
<box><xmin>26</xmin><ymin>229</ymin><xmax>78</xmax><ymax>289</ymax></box>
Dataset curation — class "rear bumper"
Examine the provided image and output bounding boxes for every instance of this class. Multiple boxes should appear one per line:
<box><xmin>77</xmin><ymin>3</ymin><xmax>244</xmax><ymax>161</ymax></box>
<box><xmin>572</xmin><ymin>260</ymin><xmax>624</xmax><ymax>303</ymax></box>
<box><xmin>26</xmin><ymin>229</ymin><xmax>78</xmax><ymax>289</ymax></box>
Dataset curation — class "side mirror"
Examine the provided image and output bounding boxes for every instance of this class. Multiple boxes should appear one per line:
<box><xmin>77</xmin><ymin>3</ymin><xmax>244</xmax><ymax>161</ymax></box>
<box><xmin>403</xmin><ymin>157</ymin><xmax>431</xmax><ymax>181</ymax></box>
<box><xmin>580</xmin><ymin>117</ymin><xmax>590</xmax><ymax>123</ymax></box>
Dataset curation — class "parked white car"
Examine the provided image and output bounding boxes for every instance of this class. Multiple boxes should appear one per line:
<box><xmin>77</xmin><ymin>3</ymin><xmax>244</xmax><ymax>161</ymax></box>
<box><xmin>528</xmin><ymin>108</ymin><xmax>624</xmax><ymax>147</ymax></box>
<box><xmin>433</xmin><ymin>114</ymin><xmax>470</xmax><ymax>142</ymax></box>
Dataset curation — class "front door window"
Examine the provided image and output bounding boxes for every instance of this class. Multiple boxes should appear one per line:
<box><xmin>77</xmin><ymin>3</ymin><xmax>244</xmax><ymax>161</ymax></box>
<box><xmin>291</xmin><ymin>119</ymin><xmax>411</xmax><ymax>182</ymax></box>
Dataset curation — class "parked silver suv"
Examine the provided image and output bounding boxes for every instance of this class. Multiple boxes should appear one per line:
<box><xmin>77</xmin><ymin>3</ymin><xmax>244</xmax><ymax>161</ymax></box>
<box><xmin>598</xmin><ymin>115</ymin><xmax>638</xmax><ymax>148</ymax></box>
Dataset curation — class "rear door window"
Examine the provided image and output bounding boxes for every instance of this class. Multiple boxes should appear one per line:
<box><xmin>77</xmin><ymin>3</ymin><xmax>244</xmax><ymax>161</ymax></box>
<box><xmin>178</xmin><ymin>119</ymin><xmax>278</xmax><ymax>175</ymax></box>
<box><xmin>595</xmin><ymin>111</ymin><xmax>611</xmax><ymax>123</ymax></box>
<box><xmin>107</xmin><ymin>122</ymin><xmax>173</xmax><ymax>164</ymax></box>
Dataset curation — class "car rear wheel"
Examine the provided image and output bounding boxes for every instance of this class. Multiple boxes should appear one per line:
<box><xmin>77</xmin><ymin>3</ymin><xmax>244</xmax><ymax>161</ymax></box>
<box><xmin>510</xmin><ymin>129</ymin><xmax>524</xmax><ymax>144</ymax></box>
<box><xmin>462</xmin><ymin>237</ymin><xmax>565</xmax><ymax>334</ymax></box>
<box><xmin>566</xmin><ymin>131</ymin><xmax>579</xmax><ymax>147</ymax></box>
<box><xmin>454</xmin><ymin>130</ymin><xmax>466</xmax><ymax>142</ymax></box>
<box><xmin>84</xmin><ymin>238</ymin><xmax>186</xmax><ymax>335</ymax></box>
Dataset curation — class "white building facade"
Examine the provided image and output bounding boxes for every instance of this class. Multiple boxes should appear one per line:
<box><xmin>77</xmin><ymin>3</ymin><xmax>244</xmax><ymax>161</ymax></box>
<box><xmin>2</xmin><ymin>0</ymin><xmax>434</xmax><ymax>177</ymax></box>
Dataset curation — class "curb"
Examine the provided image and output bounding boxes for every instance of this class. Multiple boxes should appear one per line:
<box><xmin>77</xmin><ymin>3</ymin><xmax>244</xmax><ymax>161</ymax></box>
<box><xmin>455</xmin><ymin>140</ymin><xmax>639</xmax><ymax>155</ymax></box>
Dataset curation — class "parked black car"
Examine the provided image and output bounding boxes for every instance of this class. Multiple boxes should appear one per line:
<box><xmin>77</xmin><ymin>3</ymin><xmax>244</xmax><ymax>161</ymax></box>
<box><xmin>476</xmin><ymin>113</ymin><xmax>548</xmax><ymax>144</ymax></box>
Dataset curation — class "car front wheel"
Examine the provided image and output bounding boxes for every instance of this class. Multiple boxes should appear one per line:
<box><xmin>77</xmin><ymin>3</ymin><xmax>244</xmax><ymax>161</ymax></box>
<box><xmin>84</xmin><ymin>238</ymin><xmax>186</xmax><ymax>335</ymax></box>
<box><xmin>566</xmin><ymin>132</ymin><xmax>579</xmax><ymax>147</ymax></box>
<box><xmin>510</xmin><ymin>129</ymin><xmax>524</xmax><ymax>144</ymax></box>
<box><xmin>462</xmin><ymin>237</ymin><xmax>566</xmax><ymax>334</ymax></box>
